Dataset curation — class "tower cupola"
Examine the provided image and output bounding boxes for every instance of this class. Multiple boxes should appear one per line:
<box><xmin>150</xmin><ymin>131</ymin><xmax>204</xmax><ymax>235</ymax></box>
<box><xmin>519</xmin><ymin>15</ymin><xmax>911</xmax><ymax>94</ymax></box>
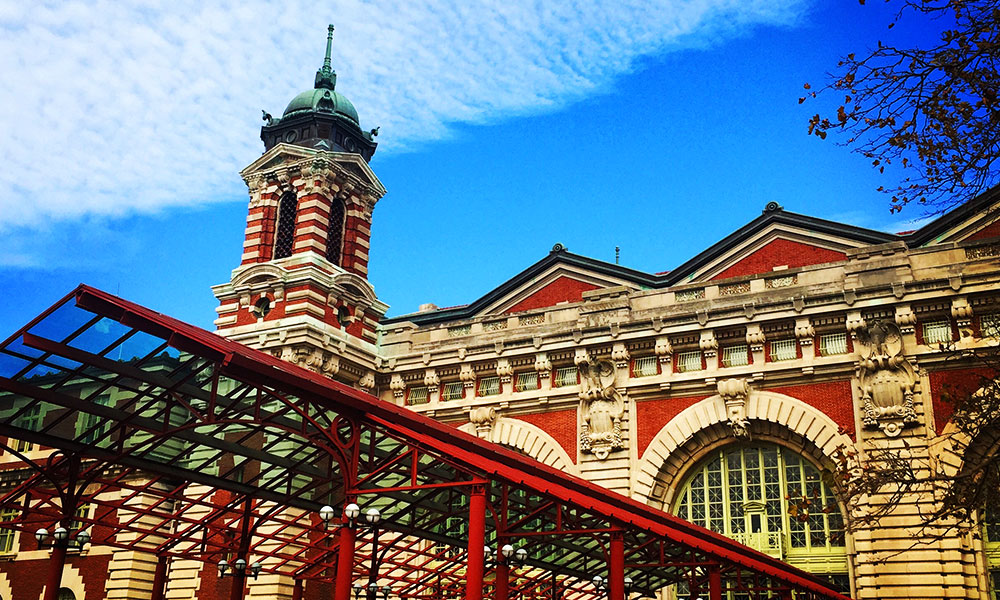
<box><xmin>261</xmin><ymin>25</ymin><xmax>378</xmax><ymax>161</ymax></box>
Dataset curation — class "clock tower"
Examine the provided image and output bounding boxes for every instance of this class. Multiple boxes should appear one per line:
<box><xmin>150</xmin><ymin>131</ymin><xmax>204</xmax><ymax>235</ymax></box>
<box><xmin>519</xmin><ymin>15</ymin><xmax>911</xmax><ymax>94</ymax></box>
<box><xmin>212</xmin><ymin>25</ymin><xmax>386</xmax><ymax>390</ymax></box>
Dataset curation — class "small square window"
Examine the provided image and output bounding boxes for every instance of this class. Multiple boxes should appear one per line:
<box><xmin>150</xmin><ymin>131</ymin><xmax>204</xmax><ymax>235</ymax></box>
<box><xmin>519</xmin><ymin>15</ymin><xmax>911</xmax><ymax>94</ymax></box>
<box><xmin>923</xmin><ymin>320</ymin><xmax>952</xmax><ymax>345</ymax></box>
<box><xmin>769</xmin><ymin>339</ymin><xmax>797</xmax><ymax>362</ymax></box>
<box><xmin>553</xmin><ymin>367</ymin><xmax>579</xmax><ymax>388</ymax></box>
<box><xmin>477</xmin><ymin>376</ymin><xmax>500</xmax><ymax>397</ymax></box>
<box><xmin>406</xmin><ymin>386</ymin><xmax>429</xmax><ymax>406</ymax></box>
<box><xmin>721</xmin><ymin>345</ymin><xmax>749</xmax><ymax>368</ymax></box>
<box><xmin>676</xmin><ymin>351</ymin><xmax>703</xmax><ymax>373</ymax></box>
<box><xmin>818</xmin><ymin>333</ymin><xmax>848</xmax><ymax>356</ymax></box>
<box><xmin>441</xmin><ymin>382</ymin><xmax>464</xmax><ymax>401</ymax></box>
<box><xmin>514</xmin><ymin>371</ymin><xmax>538</xmax><ymax>392</ymax></box>
<box><xmin>982</xmin><ymin>314</ymin><xmax>1000</xmax><ymax>338</ymax></box>
<box><xmin>631</xmin><ymin>356</ymin><xmax>659</xmax><ymax>378</ymax></box>
<box><xmin>0</xmin><ymin>508</ymin><xmax>19</xmax><ymax>554</ymax></box>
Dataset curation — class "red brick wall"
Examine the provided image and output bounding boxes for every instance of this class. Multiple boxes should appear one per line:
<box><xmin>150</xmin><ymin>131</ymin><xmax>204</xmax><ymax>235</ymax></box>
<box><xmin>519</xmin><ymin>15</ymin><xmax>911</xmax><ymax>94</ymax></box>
<box><xmin>968</xmin><ymin>219</ymin><xmax>1000</xmax><ymax>241</ymax></box>
<box><xmin>505</xmin><ymin>277</ymin><xmax>600</xmax><ymax>314</ymax></box>
<box><xmin>771</xmin><ymin>381</ymin><xmax>856</xmax><ymax>439</ymax></box>
<box><xmin>0</xmin><ymin>553</ymin><xmax>112</xmax><ymax>599</ymax></box>
<box><xmin>514</xmin><ymin>409</ymin><xmax>577</xmax><ymax>461</ymax></box>
<box><xmin>927</xmin><ymin>368</ymin><xmax>994</xmax><ymax>434</ymax></box>
<box><xmin>635</xmin><ymin>395</ymin><xmax>708</xmax><ymax>456</ymax></box>
<box><xmin>711</xmin><ymin>239</ymin><xmax>847</xmax><ymax>281</ymax></box>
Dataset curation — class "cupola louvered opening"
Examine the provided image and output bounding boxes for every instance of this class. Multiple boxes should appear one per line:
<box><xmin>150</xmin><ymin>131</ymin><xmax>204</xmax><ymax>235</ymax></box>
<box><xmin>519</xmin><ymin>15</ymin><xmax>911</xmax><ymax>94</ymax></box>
<box><xmin>326</xmin><ymin>198</ymin><xmax>345</xmax><ymax>265</ymax></box>
<box><xmin>274</xmin><ymin>192</ymin><xmax>298</xmax><ymax>260</ymax></box>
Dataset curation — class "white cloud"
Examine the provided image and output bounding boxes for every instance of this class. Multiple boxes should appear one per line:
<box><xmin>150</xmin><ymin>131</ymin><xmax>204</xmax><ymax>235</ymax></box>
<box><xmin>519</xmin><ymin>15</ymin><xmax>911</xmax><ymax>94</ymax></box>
<box><xmin>0</xmin><ymin>0</ymin><xmax>805</xmax><ymax>228</ymax></box>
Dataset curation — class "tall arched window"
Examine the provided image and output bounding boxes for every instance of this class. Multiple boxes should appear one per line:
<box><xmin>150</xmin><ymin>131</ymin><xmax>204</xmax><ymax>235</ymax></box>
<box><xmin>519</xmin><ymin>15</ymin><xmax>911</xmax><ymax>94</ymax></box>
<box><xmin>273</xmin><ymin>192</ymin><xmax>298</xmax><ymax>260</ymax></box>
<box><xmin>58</xmin><ymin>589</ymin><xmax>76</xmax><ymax>600</ymax></box>
<box><xmin>673</xmin><ymin>444</ymin><xmax>849</xmax><ymax>594</ymax></box>
<box><xmin>325</xmin><ymin>198</ymin><xmax>345</xmax><ymax>266</ymax></box>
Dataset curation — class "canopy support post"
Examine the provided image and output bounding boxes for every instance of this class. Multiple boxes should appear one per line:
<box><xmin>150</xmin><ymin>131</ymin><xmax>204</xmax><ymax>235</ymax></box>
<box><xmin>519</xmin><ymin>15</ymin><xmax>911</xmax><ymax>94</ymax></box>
<box><xmin>709</xmin><ymin>565</ymin><xmax>722</xmax><ymax>600</ymax></box>
<box><xmin>609</xmin><ymin>530</ymin><xmax>625</xmax><ymax>600</ymax></box>
<box><xmin>466</xmin><ymin>482</ymin><xmax>487</xmax><ymax>600</ymax></box>
<box><xmin>42</xmin><ymin>542</ymin><xmax>68</xmax><ymax>600</ymax></box>
<box><xmin>336</xmin><ymin>521</ymin><xmax>356</xmax><ymax>600</ymax></box>
<box><xmin>150</xmin><ymin>555</ymin><xmax>170</xmax><ymax>600</ymax></box>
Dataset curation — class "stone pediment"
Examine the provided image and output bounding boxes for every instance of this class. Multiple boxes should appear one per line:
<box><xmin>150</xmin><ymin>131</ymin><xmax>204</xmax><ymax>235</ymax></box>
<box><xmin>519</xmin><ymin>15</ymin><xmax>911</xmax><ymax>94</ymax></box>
<box><xmin>240</xmin><ymin>143</ymin><xmax>386</xmax><ymax>197</ymax></box>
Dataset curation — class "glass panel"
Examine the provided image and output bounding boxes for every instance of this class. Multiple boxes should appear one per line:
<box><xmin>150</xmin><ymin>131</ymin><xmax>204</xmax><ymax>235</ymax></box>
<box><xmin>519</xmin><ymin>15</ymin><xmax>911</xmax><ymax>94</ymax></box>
<box><xmin>923</xmin><ymin>320</ymin><xmax>952</xmax><ymax>344</ymax></box>
<box><xmin>818</xmin><ymin>333</ymin><xmax>848</xmax><ymax>356</ymax></box>
<box><xmin>770</xmin><ymin>339</ymin><xmax>797</xmax><ymax>361</ymax></box>
<box><xmin>982</xmin><ymin>314</ymin><xmax>1000</xmax><ymax>339</ymax></box>
<box><xmin>721</xmin><ymin>345</ymin><xmax>749</xmax><ymax>368</ymax></box>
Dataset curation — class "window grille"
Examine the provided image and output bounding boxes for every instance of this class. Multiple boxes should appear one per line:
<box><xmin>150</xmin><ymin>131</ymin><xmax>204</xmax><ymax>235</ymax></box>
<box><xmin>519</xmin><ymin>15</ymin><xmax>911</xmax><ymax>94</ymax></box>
<box><xmin>923</xmin><ymin>320</ymin><xmax>953</xmax><ymax>345</ymax></box>
<box><xmin>676</xmin><ymin>351</ymin><xmax>703</xmax><ymax>373</ymax></box>
<box><xmin>0</xmin><ymin>508</ymin><xmax>18</xmax><ymax>554</ymax></box>
<box><xmin>553</xmin><ymin>367</ymin><xmax>578</xmax><ymax>388</ymax></box>
<box><xmin>441</xmin><ymin>382</ymin><xmax>464</xmax><ymax>402</ymax></box>
<box><xmin>721</xmin><ymin>345</ymin><xmax>749</xmax><ymax>368</ymax></box>
<box><xmin>632</xmin><ymin>356</ymin><xmax>658</xmax><ymax>377</ymax></box>
<box><xmin>983</xmin><ymin>314</ymin><xmax>1000</xmax><ymax>339</ymax></box>
<box><xmin>325</xmin><ymin>199</ymin><xmax>345</xmax><ymax>266</ymax></box>
<box><xmin>769</xmin><ymin>339</ymin><xmax>797</xmax><ymax>362</ymax></box>
<box><xmin>477</xmin><ymin>376</ymin><xmax>500</xmax><ymax>397</ymax></box>
<box><xmin>514</xmin><ymin>371</ymin><xmax>538</xmax><ymax>392</ymax></box>
<box><xmin>11</xmin><ymin>403</ymin><xmax>42</xmax><ymax>453</ymax></box>
<box><xmin>818</xmin><ymin>333</ymin><xmax>848</xmax><ymax>356</ymax></box>
<box><xmin>273</xmin><ymin>192</ymin><xmax>298</xmax><ymax>260</ymax></box>
<box><xmin>78</xmin><ymin>395</ymin><xmax>112</xmax><ymax>446</ymax></box>
<box><xmin>407</xmin><ymin>386</ymin><xmax>429</xmax><ymax>406</ymax></box>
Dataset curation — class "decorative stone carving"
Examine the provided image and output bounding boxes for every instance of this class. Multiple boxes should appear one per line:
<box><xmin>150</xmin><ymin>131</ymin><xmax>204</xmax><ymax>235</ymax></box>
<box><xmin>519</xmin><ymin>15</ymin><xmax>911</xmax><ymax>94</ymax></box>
<box><xmin>745</xmin><ymin>325</ymin><xmax>766</xmax><ymax>353</ymax></box>
<box><xmin>717</xmin><ymin>378</ymin><xmax>751</xmax><ymax>439</ymax></box>
<box><xmin>460</xmin><ymin>364</ymin><xmax>476</xmax><ymax>389</ymax></box>
<box><xmin>469</xmin><ymin>407</ymin><xmax>498</xmax><ymax>439</ymax></box>
<box><xmin>534</xmin><ymin>353</ymin><xmax>552</xmax><ymax>378</ymax></box>
<box><xmin>951</xmin><ymin>297</ymin><xmax>973</xmax><ymax>327</ymax></box>
<box><xmin>578</xmin><ymin>353</ymin><xmax>624</xmax><ymax>460</ymax></box>
<box><xmin>795</xmin><ymin>318</ymin><xmax>815</xmax><ymax>346</ymax></box>
<box><xmin>496</xmin><ymin>359</ymin><xmax>512</xmax><ymax>384</ymax></box>
<box><xmin>358</xmin><ymin>371</ymin><xmax>375</xmax><ymax>393</ymax></box>
<box><xmin>846</xmin><ymin>312</ymin><xmax>866</xmax><ymax>339</ymax></box>
<box><xmin>654</xmin><ymin>337</ymin><xmax>672</xmax><ymax>365</ymax></box>
<box><xmin>423</xmin><ymin>369</ymin><xmax>440</xmax><ymax>389</ymax></box>
<box><xmin>574</xmin><ymin>348</ymin><xmax>591</xmax><ymax>368</ymax></box>
<box><xmin>855</xmin><ymin>320</ymin><xmax>919</xmax><ymax>437</ymax></box>
<box><xmin>894</xmin><ymin>305</ymin><xmax>917</xmax><ymax>334</ymax></box>
<box><xmin>390</xmin><ymin>374</ymin><xmax>405</xmax><ymax>398</ymax></box>
<box><xmin>699</xmin><ymin>331</ymin><xmax>718</xmax><ymax>358</ymax></box>
<box><xmin>611</xmin><ymin>343</ymin><xmax>629</xmax><ymax>369</ymax></box>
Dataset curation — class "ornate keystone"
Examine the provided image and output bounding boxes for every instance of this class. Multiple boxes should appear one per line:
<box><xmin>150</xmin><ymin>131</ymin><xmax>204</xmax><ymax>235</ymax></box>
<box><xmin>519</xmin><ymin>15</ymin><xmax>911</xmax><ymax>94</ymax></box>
<box><xmin>894</xmin><ymin>305</ymin><xmax>917</xmax><ymax>334</ymax></box>
<box><xmin>699</xmin><ymin>331</ymin><xmax>718</xmax><ymax>358</ymax></box>
<box><xmin>795</xmin><ymin>318</ymin><xmax>815</xmax><ymax>346</ymax></box>
<box><xmin>358</xmin><ymin>371</ymin><xmax>375</xmax><ymax>394</ymax></box>
<box><xmin>534</xmin><ymin>353</ymin><xmax>552</xmax><ymax>378</ymax></box>
<box><xmin>745</xmin><ymin>325</ymin><xmax>766</xmax><ymax>353</ymax></box>
<box><xmin>389</xmin><ymin>374</ymin><xmax>405</xmax><ymax>398</ymax></box>
<box><xmin>951</xmin><ymin>297</ymin><xmax>973</xmax><ymax>327</ymax></box>
<box><xmin>654</xmin><ymin>337</ymin><xmax>673</xmax><ymax>365</ymax></box>
<box><xmin>460</xmin><ymin>364</ymin><xmax>476</xmax><ymax>389</ymax></box>
<box><xmin>496</xmin><ymin>359</ymin><xmax>513</xmax><ymax>384</ymax></box>
<box><xmin>423</xmin><ymin>369</ymin><xmax>440</xmax><ymax>389</ymax></box>
<box><xmin>611</xmin><ymin>343</ymin><xmax>630</xmax><ymax>369</ymax></box>
<box><xmin>469</xmin><ymin>407</ymin><xmax>498</xmax><ymax>439</ymax></box>
<box><xmin>717</xmin><ymin>378</ymin><xmax>751</xmax><ymax>439</ymax></box>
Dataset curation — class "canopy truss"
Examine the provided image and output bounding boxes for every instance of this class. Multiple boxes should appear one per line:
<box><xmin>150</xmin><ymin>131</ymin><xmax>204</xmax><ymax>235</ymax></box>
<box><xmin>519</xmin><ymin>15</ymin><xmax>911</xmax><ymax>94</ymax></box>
<box><xmin>0</xmin><ymin>285</ymin><xmax>851</xmax><ymax>600</ymax></box>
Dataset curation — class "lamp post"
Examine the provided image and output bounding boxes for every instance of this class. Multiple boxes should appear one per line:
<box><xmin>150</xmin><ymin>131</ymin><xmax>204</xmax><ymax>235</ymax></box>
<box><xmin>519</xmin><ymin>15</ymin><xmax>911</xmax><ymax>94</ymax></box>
<box><xmin>592</xmin><ymin>575</ymin><xmax>633</xmax><ymax>599</ymax></box>
<box><xmin>493</xmin><ymin>543</ymin><xmax>528</xmax><ymax>600</ymax></box>
<box><xmin>217</xmin><ymin>555</ymin><xmax>262</xmax><ymax>600</ymax></box>
<box><xmin>341</xmin><ymin>503</ymin><xmax>395</xmax><ymax>600</ymax></box>
<box><xmin>36</xmin><ymin>525</ymin><xmax>90</xmax><ymax>600</ymax></box>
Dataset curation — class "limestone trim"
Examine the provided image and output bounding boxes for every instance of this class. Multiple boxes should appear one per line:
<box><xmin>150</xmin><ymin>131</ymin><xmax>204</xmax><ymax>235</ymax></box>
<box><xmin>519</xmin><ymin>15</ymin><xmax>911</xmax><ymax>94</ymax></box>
<box><xmin>39</xmin><ymin>563</ymin><xmax>85</xmax><ymax>600</ymax></box>
<box><xmin>458</xmin><ymin>417</ymin><xmax>580</xmax><ymax>476</ymax></box>
<box><xmin>0</xmin><ymin>572</ymin><xmax>11</xmax><ymax>600</ymax></box>
<box><xmin>632</xmin><ymin>390</ymin><xmax>853</xmax><ymax>508</ymax></box>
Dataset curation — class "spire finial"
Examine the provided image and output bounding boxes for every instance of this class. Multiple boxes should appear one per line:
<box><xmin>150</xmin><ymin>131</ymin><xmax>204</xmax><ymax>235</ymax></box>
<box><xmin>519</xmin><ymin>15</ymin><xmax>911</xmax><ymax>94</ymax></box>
<box><xmin>314</xmin><ymin>24</ymin><xmax>337</xmax><ymax>90</ymax></box>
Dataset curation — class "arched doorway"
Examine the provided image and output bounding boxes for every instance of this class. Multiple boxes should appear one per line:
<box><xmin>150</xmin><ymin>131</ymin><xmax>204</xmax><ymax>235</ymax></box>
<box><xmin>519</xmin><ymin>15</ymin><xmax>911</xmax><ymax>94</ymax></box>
<box><xmin>672</xmin><ymin>443</ymin><xmax>850</xmax><ymax>595</ymax></box>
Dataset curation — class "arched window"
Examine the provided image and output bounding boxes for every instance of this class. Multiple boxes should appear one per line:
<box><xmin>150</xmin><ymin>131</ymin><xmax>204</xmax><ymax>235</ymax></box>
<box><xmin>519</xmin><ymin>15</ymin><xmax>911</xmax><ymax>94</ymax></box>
<box><xmin>58</xmin><ymin>589</ymin><xmax>76</xmax><ymax>600</ymax></box>
<box><xmin>673</xmin><ymin>444</ymin><xmax>849</xmax><ymax>594</ymax></box>
<box><xmin>982</xmin><ymin>504</ymin><xmax>1000</xmax><ymax>598</ymax></box>
<box><xmin>273</xmin><ymin>192</ymin><xmax>298</xmax><ymax>260</ymax></box>
<box><xmin>325</xmin><ymin>198</ymin><xmax>345</xmax><ymax>266</ymax></box>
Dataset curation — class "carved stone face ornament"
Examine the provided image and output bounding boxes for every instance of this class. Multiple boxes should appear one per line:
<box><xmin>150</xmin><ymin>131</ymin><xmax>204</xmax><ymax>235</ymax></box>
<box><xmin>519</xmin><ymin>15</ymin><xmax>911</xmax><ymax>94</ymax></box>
<box><xmin>855</xmin><ymin>320</ymin><xmax>919</xmax><ymax>436</ymax></box>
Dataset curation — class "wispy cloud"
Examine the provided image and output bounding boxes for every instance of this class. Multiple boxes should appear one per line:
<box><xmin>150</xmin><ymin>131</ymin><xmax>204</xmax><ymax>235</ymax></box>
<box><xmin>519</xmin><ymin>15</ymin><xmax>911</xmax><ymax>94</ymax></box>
<box><xmin>0</xmin><ymin>0</ymin><xmax>805</xmax><ymax>229</ymax></box>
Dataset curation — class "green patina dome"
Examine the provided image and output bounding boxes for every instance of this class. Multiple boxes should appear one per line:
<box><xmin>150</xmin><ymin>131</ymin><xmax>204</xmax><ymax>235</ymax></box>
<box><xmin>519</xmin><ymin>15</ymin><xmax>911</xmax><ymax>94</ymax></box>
<box><xmin>283</xmin><ymin>87</ymin><xmax>359</xmax><ymax>124</ymax></box>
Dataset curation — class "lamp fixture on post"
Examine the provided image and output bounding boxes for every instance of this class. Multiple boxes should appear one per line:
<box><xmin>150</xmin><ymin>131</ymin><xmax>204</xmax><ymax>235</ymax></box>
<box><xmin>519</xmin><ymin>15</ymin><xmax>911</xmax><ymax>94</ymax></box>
<box><xmin>591</xmin><ymin>575</ymin><xmax>633</xmax><ymax>599</ymax></box>
<box><xmin>217</xmin><ymin>557</ymin><xmax>263</xmax><ymax>580</ymax></box>
<box><xmin>35</xmin><ymin>526</ymin><xmax>90</xmax><ymax>551</ymax></box>
<box><xmin>340</xmin><ymin>504</ymin><xmax>396</xmax><ymax>600</ymax></box>
<box><xmin>496</xmin><ymin>543</ymin><xmax>528</xmax><ymax>567</ymax></box>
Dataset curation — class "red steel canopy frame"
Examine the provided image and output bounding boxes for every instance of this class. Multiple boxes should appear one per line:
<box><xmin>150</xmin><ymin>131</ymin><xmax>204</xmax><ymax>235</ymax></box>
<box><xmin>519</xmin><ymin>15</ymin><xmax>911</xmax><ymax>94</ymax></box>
<box><xmin>0</xmin><ymin>285</ymin><xmax>851</xmax><ymax>600</ymax></box>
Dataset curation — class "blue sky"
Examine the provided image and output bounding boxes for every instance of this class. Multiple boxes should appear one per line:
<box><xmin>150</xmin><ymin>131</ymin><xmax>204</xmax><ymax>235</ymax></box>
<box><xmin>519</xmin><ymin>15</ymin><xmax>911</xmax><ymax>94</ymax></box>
<box><xmin>0</xmin><ymin>1</ymin><xmax>940</xmax><ymax>333</ymax></box>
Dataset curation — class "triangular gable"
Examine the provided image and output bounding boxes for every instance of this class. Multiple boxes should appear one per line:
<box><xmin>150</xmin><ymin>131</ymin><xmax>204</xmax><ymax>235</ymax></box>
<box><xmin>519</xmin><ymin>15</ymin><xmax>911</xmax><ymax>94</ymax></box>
<box><xmin>666</xmin><ymin>207</ymin><xmax>898</xmax><ymax>283</ymax></box>
<box><xmin>906</xmin><ymin>184</ymin><xmax>1000</xmax><ymax>246</ymax></box>
<box><xmin>240</xmin><ymin>143</ymin><xmax>387</xmax><ymax>196</ymax></box>
<box><xmin>383</xmin><ymin>246</ymin><xmax>657</xmax><ymax>325</ymax></box>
